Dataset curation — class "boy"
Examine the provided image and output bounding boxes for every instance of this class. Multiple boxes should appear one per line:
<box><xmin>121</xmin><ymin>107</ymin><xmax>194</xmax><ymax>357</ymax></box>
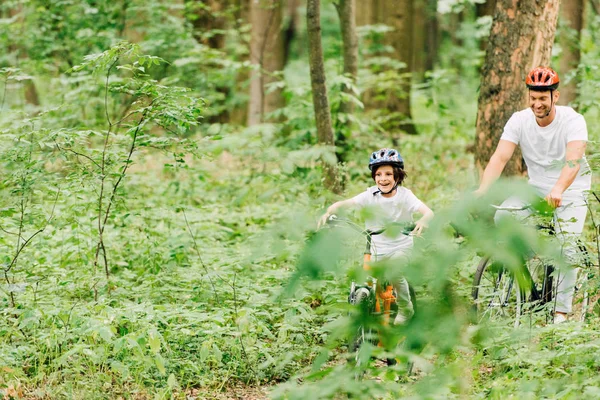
<box><xmin>319</xmin><ymin>148</ymin><xmax>434</xmax><ymax>323</ymax></box>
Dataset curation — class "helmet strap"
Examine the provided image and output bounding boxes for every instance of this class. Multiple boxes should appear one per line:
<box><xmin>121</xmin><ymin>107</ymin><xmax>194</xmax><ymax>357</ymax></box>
<box><xmin>544</xmin><ymin>91</ymin><xmax>554</xmax><ymax>117</ymax></box>
<box><xmin>373</xmin><ymin>182</ymin><xmax>399</xmax><ymax>196</ymax></box>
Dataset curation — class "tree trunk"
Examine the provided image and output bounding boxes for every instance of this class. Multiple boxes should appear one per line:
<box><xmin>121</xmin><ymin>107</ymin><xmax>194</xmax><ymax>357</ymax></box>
<box><xmin>475</xmin><ymin>0</ymin><xmax>561</xmax><ymax>176</ymax></box>
<box><xmin>247</xmin><ymin>0</ymin><xmax>285</xmax><ymax>126</ymax></box>
<box><xmin>355</xmin><ymin>0</ymin><xmax>373</xmax><ymax>26</ymax></box>
<box><xmin>476</xmin><ymin>0</ymin><xmax>497</xmax><ymax>51</ymax></box>
<box><xmin>558</xmin><ymin>0</ymin><xmax>584</xmax><ymax>107</ymax></box>
<box><xmin>187</xmin><ymin>0</ymin><xmax>228</xmax><ymax>49</ymax></box>
<box><xmin>333</xmin><ymin>0</ymin><xmax>359</xmax><ymax>163</ymax></box>
<box><xmin>283</xmin><ymin>0</ymin><xmax>301</xmax><ymax>64</ymax></box>
<box><xmin>476</xmin><ymin>0</ymin><xmax>497</xmax><ymax>18</ymax></box>
<box><xmin>335</xmin><ymin>0</ymin><xmax>358</xmax><ymax>116</ymax></box>
<box><xmin>7</xmin><ymin>4</ymin><xmax>40</xmax><ymax>108</ymax></box>
<box><xmin>382</xmin><ymin>0</ymin><xmax>417</xmax><ymax>136</ymax></box>
<box><xmin>413</xmin><ymin>0</ymin><xmax>438</xmax><ymax>80</ymax></box>
<box><xmin>307</xmin><ymin>0</ymin><xmax>340</xmax><ymax>193</ymax></box>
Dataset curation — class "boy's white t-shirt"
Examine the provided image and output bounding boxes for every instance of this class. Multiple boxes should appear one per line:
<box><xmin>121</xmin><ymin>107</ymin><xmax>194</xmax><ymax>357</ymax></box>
<box><xmin>351</xmin><ymin>186</ymin><xmax>423</xmax><ymax>257</ymax></box>
<box><xmin>500</xmin><ymin>106</ymin><xmax>591</xmax><ymax>193</ymax></box>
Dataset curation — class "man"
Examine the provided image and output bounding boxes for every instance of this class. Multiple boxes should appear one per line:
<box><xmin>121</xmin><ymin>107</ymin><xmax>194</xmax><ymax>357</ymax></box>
<box><xmin>476</xmin><ymin>66</ymin><xmax>591</xmax><ymax>323</ymax></box>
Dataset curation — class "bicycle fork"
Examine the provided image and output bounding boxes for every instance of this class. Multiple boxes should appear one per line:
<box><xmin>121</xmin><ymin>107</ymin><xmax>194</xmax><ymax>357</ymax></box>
<box><xmin>363</xmin><ymin>253</ymin><xmax>396</xmax><ymax>327</ymax></box>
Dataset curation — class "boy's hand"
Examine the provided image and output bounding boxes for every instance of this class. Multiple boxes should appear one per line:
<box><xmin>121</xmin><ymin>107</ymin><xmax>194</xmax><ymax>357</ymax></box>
<box><xmin>317</xmin><ymin>213</ymin><xmax>330</xmax><ymax>229</ymax></box>
<box><xmin>412</xmin><ymin>220</ymin><xmax>427</xmax><ymax>237</ymax></box>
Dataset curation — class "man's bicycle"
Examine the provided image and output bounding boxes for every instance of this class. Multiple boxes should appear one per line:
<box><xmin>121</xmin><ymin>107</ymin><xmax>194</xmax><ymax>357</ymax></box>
<box><xmin>471</xmin><ymin>204</ymin><xmax>595</xmax><ymax>327</ymax></box>
<box><xmin>324</xmin><ymin>215</ymin><xmax>417</xmax><ymax>368</ymax></box>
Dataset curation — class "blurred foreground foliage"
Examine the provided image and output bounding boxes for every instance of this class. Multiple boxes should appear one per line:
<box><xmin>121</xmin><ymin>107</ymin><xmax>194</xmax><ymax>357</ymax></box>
<box><xmin>2</xmin><ymin>2</ymin><xmax>600</xmax><ymax>399</ymax></box>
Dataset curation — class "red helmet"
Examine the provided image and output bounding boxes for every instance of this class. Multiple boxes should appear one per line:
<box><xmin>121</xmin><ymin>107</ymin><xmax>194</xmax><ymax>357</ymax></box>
<box><xmin>526</xmin><ymin>67</ymin><xmax>560</xmax><ymax>91</ymax></box>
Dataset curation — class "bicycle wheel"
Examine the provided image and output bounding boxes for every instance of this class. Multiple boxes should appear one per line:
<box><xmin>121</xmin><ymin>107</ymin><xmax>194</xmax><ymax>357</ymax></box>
<box><xmin>472</xmin><ymin>257</ymin><xmax>523</xmax><ymax>327</ymax></box>
<box><xmin>348</xmin><ymin>286</ymin><xmax>377</xmax><ymax>355</ymax></box>
<box><xmin>524</xmin><ymin>242</ymin><xmax>594</xmax><ymax>323</ymax></box>
<box><xmin>564</xmin><ymin>242</ymin><xmax>594</xmax><ymax>322</ymax></box>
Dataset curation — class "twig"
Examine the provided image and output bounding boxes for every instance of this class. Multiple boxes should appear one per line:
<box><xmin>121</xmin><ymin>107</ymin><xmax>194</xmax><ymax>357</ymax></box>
<box><xmin>4</xmin><ymin>188</ymin><xmax>60</xmax><ymax>307</ymax></box>
<box><xmin>0</xmin><ymin>75</ymin><xmax>7</xmax><ymax>112</ymax></box>
<box><xmin>587</xmin><ymin>193</ymin><xmax>600</xmax><ymax>270</ymax></box>
<box><xmin>54</xmin><ymin>140</ymin><xmax>101</xmax><ymax>169</ymax></box>
<box><xmin>230</xmin><ymin>272</ymin><xmax>257</xmax><ymax>381</ymax></box>
<box><xmin>182</xmin><ymin>209</ymin><xmax>220</xmax><ymax>303</ymax></box>
<box><xmin>93</xmin><ymin>57</ymin><xmax>121</xmax><ymax>282</ymax></box>
<box><xmin>0</xmin><ymin>223</ymin><xmax>19</xmax><ymax>237</ymax></box>
<box><xmin>101</xmin><ymin>105</ymin><xmax>152</xmax><ymax>232</ymax></box>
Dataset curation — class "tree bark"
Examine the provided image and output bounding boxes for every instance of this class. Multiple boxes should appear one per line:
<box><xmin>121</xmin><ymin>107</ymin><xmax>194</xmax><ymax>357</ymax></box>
<box><xmin>186</xmin><ymin>0</ymin><xmax>228</xmax><ymax>49</ymax></box>
<box><xmin>382</xmin><ymin>0</ymin><xmax>417</xmax><ymax>136</ymax></box>
<box><xmin>247</xmin><ymin>0</ymin><xmax>285</xmax><ymax>126</ymax></box>
<box><xmin>283</xmin><ymin>0</ymin><xmax>301</xmax><ymax>64</ymax></box>
<box><xmin>335</xmin><ymin>0</ymin><xmax>359</xmax><ymax>116</ymax></box>
<box><xmin>413</xmin><ymin>0</ymin><xmax>439</xmax><ymax>79</ymax></box>
<box><xmin>558</xmin><ymin>0</ymin><xmax>584</xmax><ymax>107</ymax></box>
<box><xmin>355</xmin><ymin>0</ymin><xmax>373</xmax><ymax>26</ymax></box>
<box><xmin>307</xmin><ymin>0</ymin><xmax>340</xmax><ymax>193</ymax></box>
<box><xmin>475</xmin><ymin>0</ymin><xmax>561</xmax><ymax>176</ymax></box>
<box><xmin>476</xmin><ymin>0</ymin><xmax>497</xmax><ymax>51</ymax></box>
<box><xmin>476</xmin><ymin>0</ymin><xmax>497</xmax><ymax>18</ymax></box>
<box><xmin>7</xmin><ymin>4</ymin><xmax>40</xmax><ymax>108</ymax></box>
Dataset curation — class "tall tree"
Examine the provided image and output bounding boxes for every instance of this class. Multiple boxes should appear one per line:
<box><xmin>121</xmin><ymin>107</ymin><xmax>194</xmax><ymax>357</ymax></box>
<box><xmin>334</xmin><ymin>0</ymin><xmax>359</xmax><ymax>160</ymax></box>
<box><xmin>475</xmin><ymin>0</ymin><xmax>561</xmax><ymax>175</ymax></box>
<box><xmin>355</xmin><ymin>0</ymin><xmax>372</xmax><ymax>26</ymax></box>
<box><xmin>413</xmin><ymin>0</ymin><xmax>439</xmax><ymax>80</ymax></box>
<box><xmin>334</xmin><ymin>0</ymin><xmax>358</xmax><ymax>115</ymax></box>
<box><xmin>558</xmin><ymin>0</ymin><xmax>584</xmax><ymax>107</ymax></box>
<box><xmin>476</xmin><ymin>0</ymin><xmax>497</xmax><ymax>51</ymax></box>
<box><xmin>6</xmin><ymin>3</ymin><xmax>40</xmax><ymax>108</ymax></box>
<box><xmin>248</xmin><ymin>0</ymin><xmax>285</xmax><ymax>126</ymax></box>
<box><xmin>382</xmin><ymin>0</ymin><xmax>417</xmax><ymax>135</ymax></box>
<box><xmin>307</xmin><ymin>0</ymin><xmax>340</xmax><ymax>193</ymax></box>
<box><xmin>186</xmin><ymin>0</ymin><xmax>229</xmax><ymax>49</ymax></box>
<box><xmin>357</xmin><ymin>0</ymin><xmax>417</xmax><ymax>136</ymax></box>
<box><xmin>283</xmin><ymin>0</ymin><xmax>301</xmax><ymax>64</ymax></box>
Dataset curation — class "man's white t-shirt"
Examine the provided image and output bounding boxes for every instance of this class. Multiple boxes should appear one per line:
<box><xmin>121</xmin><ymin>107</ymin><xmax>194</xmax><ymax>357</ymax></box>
<box><xmin>500</xmin><ymin>106</ymin><xmax>591</xmax><ymax>193</ymax></box>
<box><xmin>351</xmin><ymin>186</ymin><xmax>423</xmax><ymax>257</ymax></box>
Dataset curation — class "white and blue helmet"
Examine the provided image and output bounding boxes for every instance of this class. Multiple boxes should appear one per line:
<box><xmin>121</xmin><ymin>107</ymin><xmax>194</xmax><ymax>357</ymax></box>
<box><xmin>368</xmin><ymin>148</ymin><xmax>404</xmax><ymax>170</ymax></box>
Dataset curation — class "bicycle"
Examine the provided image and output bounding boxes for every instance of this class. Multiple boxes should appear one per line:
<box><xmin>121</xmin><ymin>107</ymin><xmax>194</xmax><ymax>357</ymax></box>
<box><xmin>471</xmin><ymin>203</ymin><xmax>595</xmax><ymax>327</ymax></box>
<box><xmin>324</xmin><ymin>215</ymin><xmax>417</xmax><ymax>368</ymax></box>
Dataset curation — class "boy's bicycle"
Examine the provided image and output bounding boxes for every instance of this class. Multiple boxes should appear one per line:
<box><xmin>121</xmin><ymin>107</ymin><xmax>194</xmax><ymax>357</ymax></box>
<box><xmin>324</xmin><ymin>215</ymin><xmax>416</xmax><ymax>367</ymax></box>
<box><xmin>471</xmin><ymin>204</ymin><xmax>595</xmax><ymax>327</ymax></box>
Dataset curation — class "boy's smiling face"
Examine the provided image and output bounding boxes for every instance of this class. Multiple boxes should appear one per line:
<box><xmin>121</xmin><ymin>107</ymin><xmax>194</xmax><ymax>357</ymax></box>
<box><xmin>374</xmin><ymin>164</ymin><xmax>396</xmax><ymax>192</ymax></box>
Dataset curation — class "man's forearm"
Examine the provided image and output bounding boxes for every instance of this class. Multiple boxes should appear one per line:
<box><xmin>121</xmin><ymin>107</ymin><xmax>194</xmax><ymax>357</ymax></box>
<box><xmin>552</xmin><ymin>162</ymin><xmax>580</xmax><ymax>194</ymax></box>
<box><xmin>478</xmin><ymin>155</ymin><xmax>507</xmax><ymax>192</ymax></box>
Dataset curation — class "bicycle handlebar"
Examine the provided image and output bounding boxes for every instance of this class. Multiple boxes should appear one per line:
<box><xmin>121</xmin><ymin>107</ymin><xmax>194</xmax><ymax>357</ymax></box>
<box><xmin>325</xmin><ymin>214</ymin><xmax>415</xmax><ymax>237</ymax></box>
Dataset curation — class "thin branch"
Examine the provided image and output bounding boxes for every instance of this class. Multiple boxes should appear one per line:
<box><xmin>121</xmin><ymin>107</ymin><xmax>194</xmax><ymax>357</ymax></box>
<box><xmin>101</xmin><ymin>106</ymin><xmax>151</xmax><ymax>230</ymax></box>
<box><xmin>0</xmin><ymin>76</ymin><xmax>7</xmax><ymax>112</ymax></box>
<box><xmin>588</xmin><ymin>192</ymin><xmax>600</xmax><ymax>269</ymax></box>
<box><xmin>94</xmin><ymin>57</ymin><xmax>119</xmax><ymax>280</ymax></box>
<box><xmin>104</xmin><ymin>59</ymin><xmax>118</xmax><ymax>127</ymax></box>
<box><xmin>0</xmin><ymin>223</ymin><xmax>19</xmax><ymax>237</ymax></box>
<box><xmin>54</xmin><ymin>140</ymin><xmax>101</xmax><ymax>169</ymax></box>
<box><xmin>4</xmin><ymin>188</ymin><xmax>60</xmax><ymax>306</ymax></box>
<box><xmin>182</xmin><ymin>209</ymin><xmax>220</xmax><ymax>303</ymax></box>
<box><xmin>230</xmin><ymin>272</ymin><xmax>257</xmax><ymax>380</ymax></box>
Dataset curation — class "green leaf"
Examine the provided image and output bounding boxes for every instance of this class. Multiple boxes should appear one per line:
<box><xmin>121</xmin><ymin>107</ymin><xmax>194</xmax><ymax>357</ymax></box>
<box><xmin>154</xmin><ymin>354</ymin><xmax>166</xmax><ymax>375</ymax></box>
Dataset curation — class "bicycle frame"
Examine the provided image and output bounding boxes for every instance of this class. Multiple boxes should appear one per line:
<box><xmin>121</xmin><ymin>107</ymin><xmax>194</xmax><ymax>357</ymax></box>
<box><xmin>325</xmin><ymin>215</ymin><xmax>406</xmax><ymax>327</ymax></box>
<box><xmin>362</xmin><ymin>228</ymin><xmax>395</xmax><ymax>326</ymax></box>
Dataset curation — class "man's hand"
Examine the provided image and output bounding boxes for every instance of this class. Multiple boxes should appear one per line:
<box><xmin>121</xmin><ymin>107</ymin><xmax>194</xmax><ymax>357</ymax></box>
<box><xmin>545</xmin><ymin>190</ymin><xmax>563</xmax><ymax>208</ymax></box>
<box><xmin>473</xmin><ymin>188</ymin><xmax>485</xmax><ymax>198</ymax></box>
